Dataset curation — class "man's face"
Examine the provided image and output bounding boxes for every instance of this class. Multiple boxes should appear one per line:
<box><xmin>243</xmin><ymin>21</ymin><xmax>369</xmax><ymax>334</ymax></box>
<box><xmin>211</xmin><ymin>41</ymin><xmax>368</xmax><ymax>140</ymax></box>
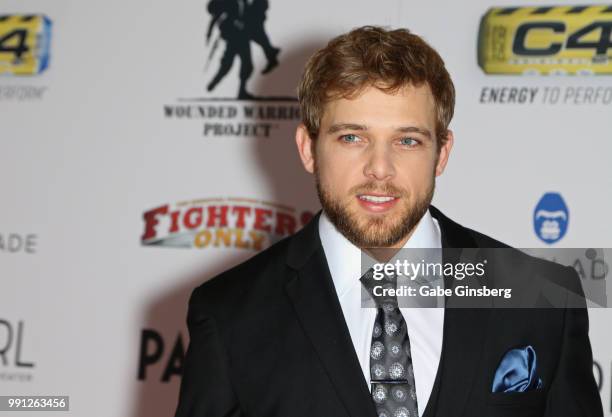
<box><xmin>296</xmin><ymin>83</ymin><xmax>453</xmax><ymax>248</ymax></box>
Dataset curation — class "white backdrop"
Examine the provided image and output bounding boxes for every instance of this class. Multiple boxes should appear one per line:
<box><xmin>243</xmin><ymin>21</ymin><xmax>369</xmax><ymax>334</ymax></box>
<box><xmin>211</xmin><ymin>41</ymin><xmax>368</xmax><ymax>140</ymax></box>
<box><xmin>1</xmin><ymin>0</ymin><xmax>611</xmax><ymax>416</ymax></box>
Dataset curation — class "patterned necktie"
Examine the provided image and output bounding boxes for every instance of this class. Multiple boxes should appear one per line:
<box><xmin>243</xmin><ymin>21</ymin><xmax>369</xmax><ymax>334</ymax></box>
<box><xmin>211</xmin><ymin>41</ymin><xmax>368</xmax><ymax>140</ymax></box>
<box><xmin>360</xmin><ymin>270</ymin><xmax>419</xmax><ymax>417</ymax></box>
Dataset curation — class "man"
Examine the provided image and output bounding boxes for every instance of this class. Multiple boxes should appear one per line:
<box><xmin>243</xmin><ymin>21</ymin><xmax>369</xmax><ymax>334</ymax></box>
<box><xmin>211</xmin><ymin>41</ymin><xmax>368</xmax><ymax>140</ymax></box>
<box><xmin>174</xmin><ymin>26</ymin><xmax>602</xmax><ymax>417</ymax></box>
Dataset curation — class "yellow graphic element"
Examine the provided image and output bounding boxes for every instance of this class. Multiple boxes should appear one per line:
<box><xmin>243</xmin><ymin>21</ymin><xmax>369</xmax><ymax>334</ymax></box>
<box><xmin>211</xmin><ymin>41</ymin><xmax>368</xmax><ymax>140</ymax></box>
<box><xmin>194</xmin><ymin>228</ymin><xmax>266</xmax><ymax>251</ymax></box>
<box><xmin>478</xmin><ymin>5</ymin><xmax>612</xmax><ymax>75</ymax></box>
<box><xmin>0</xmin><ymin>14</ymin><xmax>52</xmax><ymax>75</ymax></box>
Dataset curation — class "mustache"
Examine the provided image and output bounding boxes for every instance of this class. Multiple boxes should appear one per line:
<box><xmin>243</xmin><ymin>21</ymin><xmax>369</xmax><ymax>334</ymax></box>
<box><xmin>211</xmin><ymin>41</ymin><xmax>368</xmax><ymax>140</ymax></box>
<box><xmin>349</xmin><ymin>182</ymin><xmax>408</xmax><ymax>197</ymax></box>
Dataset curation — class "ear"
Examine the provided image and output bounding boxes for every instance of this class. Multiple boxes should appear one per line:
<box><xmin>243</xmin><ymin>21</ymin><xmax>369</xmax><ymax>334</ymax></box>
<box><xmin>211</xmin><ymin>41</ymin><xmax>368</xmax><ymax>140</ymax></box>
<box><xmin>435</xmin><ymin>129</ymin><xmax>454</xmax><ymax>177</ymax></box>
<box><xmin>295</xmin><ymin>124</ymin><xmax>315</xmax><ymax>174</ymax></box>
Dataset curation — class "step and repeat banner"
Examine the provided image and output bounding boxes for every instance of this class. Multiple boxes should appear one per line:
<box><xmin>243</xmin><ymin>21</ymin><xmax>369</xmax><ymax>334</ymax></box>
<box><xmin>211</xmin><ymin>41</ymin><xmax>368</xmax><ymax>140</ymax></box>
<box><xmin>1</xmin><ymin>0</ymin><xmax>611</xmax><ymax>416</ymax></box>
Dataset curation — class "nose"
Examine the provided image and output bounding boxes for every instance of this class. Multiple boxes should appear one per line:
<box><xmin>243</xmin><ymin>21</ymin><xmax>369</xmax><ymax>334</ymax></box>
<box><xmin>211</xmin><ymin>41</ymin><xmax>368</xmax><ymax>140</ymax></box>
<box><xmin>363</xmin><ymin>142</ymin><xmax>396</xmax><ymax>181</ymax></box>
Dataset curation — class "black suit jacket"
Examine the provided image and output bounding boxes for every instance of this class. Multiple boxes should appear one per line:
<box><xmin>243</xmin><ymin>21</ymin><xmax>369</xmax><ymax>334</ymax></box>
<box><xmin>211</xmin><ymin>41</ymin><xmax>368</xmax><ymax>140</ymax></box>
<box><xmin>174</xmin><ymin>206</ymin><xmax>602</xmax><ymax>417</ymax></box>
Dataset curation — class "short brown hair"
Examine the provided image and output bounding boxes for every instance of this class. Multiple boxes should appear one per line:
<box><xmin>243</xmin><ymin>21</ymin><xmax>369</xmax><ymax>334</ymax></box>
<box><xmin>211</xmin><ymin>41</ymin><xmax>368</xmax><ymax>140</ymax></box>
<box><xmin>297</xmin><ymin>26</ymin><xmax>455</xmax><ymax>147</ymax></box>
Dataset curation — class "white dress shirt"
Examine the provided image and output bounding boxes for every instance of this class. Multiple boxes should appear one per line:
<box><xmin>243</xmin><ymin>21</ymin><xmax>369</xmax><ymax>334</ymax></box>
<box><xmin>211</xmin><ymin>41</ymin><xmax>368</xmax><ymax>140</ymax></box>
<box><xmin>318</xmin><ymin>210</ymin><xmax>444</xmax><ymax>417</ymax></box>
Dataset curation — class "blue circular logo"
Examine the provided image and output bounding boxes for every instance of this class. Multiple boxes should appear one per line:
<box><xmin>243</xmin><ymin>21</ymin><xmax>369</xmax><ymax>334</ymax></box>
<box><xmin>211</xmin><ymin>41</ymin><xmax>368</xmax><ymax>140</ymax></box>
<box><xmin>533</xmin><ymin>192</ymin><xmax>569</xmax><ymax>244</ymax></box>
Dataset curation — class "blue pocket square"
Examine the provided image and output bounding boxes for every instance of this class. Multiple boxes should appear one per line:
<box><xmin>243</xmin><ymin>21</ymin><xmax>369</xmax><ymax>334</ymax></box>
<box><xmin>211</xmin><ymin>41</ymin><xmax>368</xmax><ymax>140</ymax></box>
<box><xmin>492</xmin><ymin>345</ymin><xmax>543</xmax><ymax>393</ymax></box>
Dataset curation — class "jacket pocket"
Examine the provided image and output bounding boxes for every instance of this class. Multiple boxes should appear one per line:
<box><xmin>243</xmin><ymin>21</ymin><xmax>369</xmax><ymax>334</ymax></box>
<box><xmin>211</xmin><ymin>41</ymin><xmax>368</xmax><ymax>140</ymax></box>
<box><xmin>486</xmin><ymin>389</ymin><xmax>546</xmax><ymax>417</ymax></box>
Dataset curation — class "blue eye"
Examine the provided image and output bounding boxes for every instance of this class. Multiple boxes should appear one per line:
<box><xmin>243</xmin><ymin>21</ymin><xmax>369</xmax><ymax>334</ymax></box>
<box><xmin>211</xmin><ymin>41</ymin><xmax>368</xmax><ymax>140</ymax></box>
<box><xmin>399</xmin><ymin>137</ymin><xmax>418</xmax><ymax>146</ymax></box>
<box><xmin>341</xmin><ymin>134</ymin><xmax>359</xmax><ymax>143</ymax></box>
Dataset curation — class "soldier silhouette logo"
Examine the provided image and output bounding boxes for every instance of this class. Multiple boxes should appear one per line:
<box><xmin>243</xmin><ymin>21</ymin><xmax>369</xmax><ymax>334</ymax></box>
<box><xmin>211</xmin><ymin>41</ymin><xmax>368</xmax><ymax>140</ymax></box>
<box><xmin>205</xmin><ymin>0</ymin><xmax>281</xmax><ymax>99</ymax></box>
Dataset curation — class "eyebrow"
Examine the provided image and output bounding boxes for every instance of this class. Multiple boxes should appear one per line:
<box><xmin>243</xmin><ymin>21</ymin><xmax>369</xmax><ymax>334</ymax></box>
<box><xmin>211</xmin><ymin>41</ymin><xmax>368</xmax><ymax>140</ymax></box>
<box><xmin>326</xmin><ymin>123</ymin><xmax>432</xmax><ymax>140</ymax></box>
<box><xmin>326</xmin><ymin>123</ymin><xmax>368</xmax><ymax>134</ymax></box>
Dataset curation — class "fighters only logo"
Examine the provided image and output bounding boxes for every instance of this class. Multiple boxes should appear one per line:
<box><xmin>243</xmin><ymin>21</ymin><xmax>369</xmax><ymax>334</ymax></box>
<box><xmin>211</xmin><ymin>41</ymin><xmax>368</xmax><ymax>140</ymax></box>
<box><xmin>141</xmin><ymin>198</ymin><xmax>313</xmax><ymax>250</ymax></box>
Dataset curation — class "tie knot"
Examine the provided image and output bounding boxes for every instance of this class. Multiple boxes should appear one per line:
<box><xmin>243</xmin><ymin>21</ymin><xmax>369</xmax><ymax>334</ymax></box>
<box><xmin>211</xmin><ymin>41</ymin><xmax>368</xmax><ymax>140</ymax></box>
<box><xmin>360</xmin><ymin>268</ymin><xmax>399</xmax><ymax>308</ymax></box>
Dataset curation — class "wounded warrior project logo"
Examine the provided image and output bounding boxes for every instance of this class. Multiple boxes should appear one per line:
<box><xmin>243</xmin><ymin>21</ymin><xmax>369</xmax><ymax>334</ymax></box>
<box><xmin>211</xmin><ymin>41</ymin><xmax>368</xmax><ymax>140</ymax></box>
<box><xmin>205</xmin><ymin>0</ymin><xmax>281</xmax><ymax>99</ymax></box>
<box><xmin>533</xmin><ymin>192</ymin><xmax>569</xmax><ymax>244</ymax></box>
<box><xmin>478</xmin><ymin>4</ymin><xmax>612</xmax><ymax>105</ymax></box>
<box><xmin>141</xmin><ymin>198</ymin><xmax>313</xmax><ymax>250</ymax></box>
<box><xmin>164</xmin><ymin>0</ymin><xmax>300</xmax><ymax>138</ymax></box>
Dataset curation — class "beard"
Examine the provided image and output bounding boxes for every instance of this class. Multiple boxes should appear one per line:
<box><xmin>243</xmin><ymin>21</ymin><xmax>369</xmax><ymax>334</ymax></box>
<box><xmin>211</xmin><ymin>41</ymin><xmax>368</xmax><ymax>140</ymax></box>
<box><xmin>315</xmin><ymin>168</ymin><xmax>435</xmax><ymax>248</ymax></box>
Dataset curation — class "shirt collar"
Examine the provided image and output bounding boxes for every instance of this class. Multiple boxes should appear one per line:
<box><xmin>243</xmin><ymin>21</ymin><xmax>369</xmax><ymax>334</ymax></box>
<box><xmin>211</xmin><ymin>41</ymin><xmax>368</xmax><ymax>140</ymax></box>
<box><xmin>319</xmin><ymin>209</ymin><xmax>442</xmax><ymax>298</ymax></box>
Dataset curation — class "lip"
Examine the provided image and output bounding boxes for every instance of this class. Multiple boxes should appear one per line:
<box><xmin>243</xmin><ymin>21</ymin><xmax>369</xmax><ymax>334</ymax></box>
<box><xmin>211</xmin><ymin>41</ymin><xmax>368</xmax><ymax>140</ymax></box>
<box><xmin>356</xmin><ymin>194</ymin><xmax>399</xmax><ymax>213</ymax></box>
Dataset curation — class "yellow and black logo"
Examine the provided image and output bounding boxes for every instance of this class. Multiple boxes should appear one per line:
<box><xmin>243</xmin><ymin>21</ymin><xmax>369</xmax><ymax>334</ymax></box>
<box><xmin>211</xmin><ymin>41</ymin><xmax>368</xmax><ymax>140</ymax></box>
<box><xmin>0</xmin><ymin>14</ymin><xmax>52</xmax><ymax>75</ymax></box>
<box><xmin>478</xmin><ymin>5</ymin><xmax>612</xmax><ymax>75</ymax></box>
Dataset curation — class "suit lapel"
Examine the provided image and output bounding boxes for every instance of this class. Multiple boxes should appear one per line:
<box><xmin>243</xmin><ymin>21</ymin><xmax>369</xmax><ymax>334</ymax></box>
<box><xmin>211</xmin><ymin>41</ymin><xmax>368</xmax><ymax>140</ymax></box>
<box><xmin>432</xmin><ymin>307</ymin><xmax>491</xmax><ymax>417</ymax></box>
<box><xmin>428</xmin><ymin>206</ymin><xmax>491</xmax><ymax>417</ymax></box>
<box><xmin>284</xmin><ymin>213</ymin><xmax>377</xmax><ymax>417</ymax></box>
